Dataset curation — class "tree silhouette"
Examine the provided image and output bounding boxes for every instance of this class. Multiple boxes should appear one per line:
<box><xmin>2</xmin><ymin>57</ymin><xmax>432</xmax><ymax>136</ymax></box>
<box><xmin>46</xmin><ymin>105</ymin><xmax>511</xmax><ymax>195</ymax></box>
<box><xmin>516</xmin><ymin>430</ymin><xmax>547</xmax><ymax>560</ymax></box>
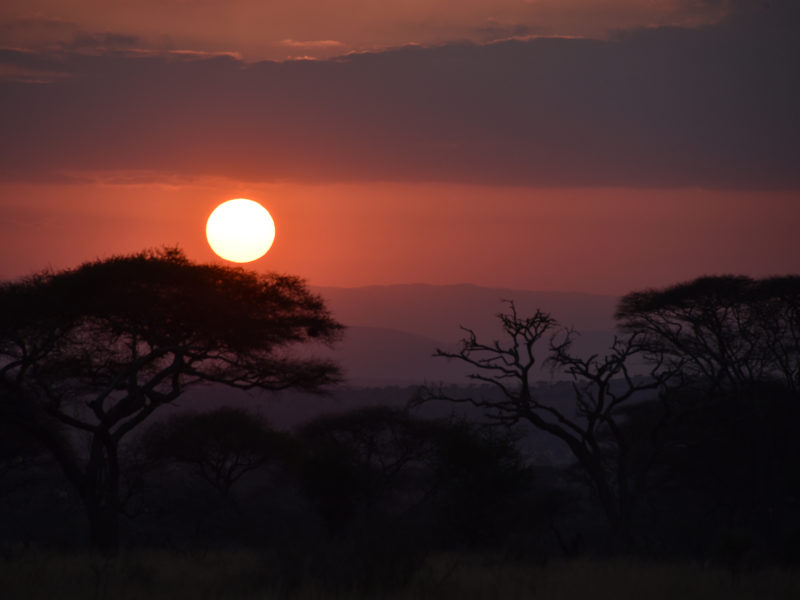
<box><xmin>616</xmin><ymin>275</ymin><xmax>800</xmax><ymax>398</ymax></box>
<box><xmin>0</xmin><ymin>248</ymin><xmax>342</xmax><ymax>551</ymax></box>
<box><xmin>604</xmin><ymin>275</ymin><xmax>800</xmax><ymax>555</ymax></box>
<box><xmin>294</xmin><ymin>405</ymin><xmax>536</xmax><ymax>590</ymax></box>
<box><xmin>141</xmin><ymin>407</ymin><xmax>292</xmax><ymax>497</ymax></box>
<box><xmin>296</xmin><ymin>407</ymin><xmax>437</xmax><ymax>532</ymax></box>
<box><xmin>420</xmin><ymin>302</ymin><xmax>675</xmax><ymax>543</ymax></box>
<box><xmin>296</xmin><ymin>406</ymin><xmax>534</xmax><ymax>544</ymax></box>
<box><xmin>0</xmin><ymin>420</ymin><xmax>42</xmax><ymax>497</ymax></box>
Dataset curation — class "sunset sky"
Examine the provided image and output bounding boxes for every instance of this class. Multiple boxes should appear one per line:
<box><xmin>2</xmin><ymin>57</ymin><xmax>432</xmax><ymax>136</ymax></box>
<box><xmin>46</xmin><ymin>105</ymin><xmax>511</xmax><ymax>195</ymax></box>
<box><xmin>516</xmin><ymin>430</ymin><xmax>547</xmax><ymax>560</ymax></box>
<box><xmin>1</xmin><ymin>0</ymin><xmax>798</xmax><ymax>294</ymax></box>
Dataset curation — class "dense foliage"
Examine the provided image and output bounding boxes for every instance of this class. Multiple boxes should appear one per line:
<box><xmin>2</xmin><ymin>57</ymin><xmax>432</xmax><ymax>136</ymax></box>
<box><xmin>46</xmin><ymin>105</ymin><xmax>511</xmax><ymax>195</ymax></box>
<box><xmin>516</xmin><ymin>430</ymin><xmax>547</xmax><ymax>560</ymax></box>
<box><xmin>0</xmin><ymin>248</ymin><xmax>342</xmax><ymax>550</ymax></box>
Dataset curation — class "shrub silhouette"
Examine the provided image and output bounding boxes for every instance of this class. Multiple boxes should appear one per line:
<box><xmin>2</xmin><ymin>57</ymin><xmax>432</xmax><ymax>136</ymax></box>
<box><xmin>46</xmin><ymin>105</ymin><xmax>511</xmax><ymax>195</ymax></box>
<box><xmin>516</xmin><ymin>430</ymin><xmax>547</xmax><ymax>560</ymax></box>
<box><xmin>141</xmin><ymin>407</ymin><xmax>293</xmax><ymax>497</ymax></box>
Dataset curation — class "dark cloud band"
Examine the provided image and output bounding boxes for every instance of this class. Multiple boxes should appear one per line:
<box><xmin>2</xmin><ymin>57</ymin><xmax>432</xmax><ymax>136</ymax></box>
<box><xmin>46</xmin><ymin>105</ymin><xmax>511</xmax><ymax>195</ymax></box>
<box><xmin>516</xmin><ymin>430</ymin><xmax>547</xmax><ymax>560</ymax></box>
<box><xmin>1</xmin><ymin>2</ymin><xmax>797</xmax><ymax>189</ymax></box>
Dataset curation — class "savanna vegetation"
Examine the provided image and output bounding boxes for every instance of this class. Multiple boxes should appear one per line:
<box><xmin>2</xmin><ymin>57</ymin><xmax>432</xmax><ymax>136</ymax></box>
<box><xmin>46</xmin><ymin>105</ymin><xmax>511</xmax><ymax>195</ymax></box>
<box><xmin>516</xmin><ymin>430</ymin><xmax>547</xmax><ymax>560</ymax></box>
<box><xmin>2</xmin><ymin>253</ymin><xmax>799</xmax><ymax>597</ymax></box>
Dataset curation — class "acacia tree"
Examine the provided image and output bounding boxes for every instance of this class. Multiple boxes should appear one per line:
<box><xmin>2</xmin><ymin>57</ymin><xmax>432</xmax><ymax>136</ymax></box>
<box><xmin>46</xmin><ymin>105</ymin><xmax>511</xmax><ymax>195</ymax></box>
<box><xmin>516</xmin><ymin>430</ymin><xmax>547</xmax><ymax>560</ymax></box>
<box><xmin>0</xmin><ymin>421</ymin><xmax>42</xmax><ymax>497</ymax></box>
<box><xmin>141</xmin><ymin>407</ymin><xmax>292</xmax><ymax>498</ymax></box>
<box><xmin>0</xmin><ymin>248</ymin><xmax>342</xmax><ymax>551</ymax></box>
<box><xmin>297</xmin><ymin>407</ymin><xmax>438</xmax><ymax>530</ymax></box>
<box><xmin>297</xmin><ymin>406</ymin><xmax>534</xmax><ymax>548</ymax></box>
<box><xmin>420</xmin><ymin>302</ymin><xmax>674</xmax><ymax>541</ymax></box>
<box><xmin>615</xmin><ymin>275</ymin><xmax>800</xmax><ymax>398</ymax></box>
<box><xmin>616</xmin><ymin>275</ymin><xmax>800</xmax><ymax>539</ymax></box>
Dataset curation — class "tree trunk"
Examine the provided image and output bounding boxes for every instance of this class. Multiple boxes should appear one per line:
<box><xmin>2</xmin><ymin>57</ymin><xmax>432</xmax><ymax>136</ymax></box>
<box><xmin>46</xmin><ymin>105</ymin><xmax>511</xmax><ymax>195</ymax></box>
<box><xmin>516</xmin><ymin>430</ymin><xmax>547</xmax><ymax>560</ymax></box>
<box><xmin>576</xmin><ymin>450</ymin><xmax>638</xmax><ymax>550</ymax></box>
<box><xmin>82</xmin><ymin>433</ymin><xmax>122</xmax><ymax>554</ymax></box>
<box><xmin>86</xmin><ymin>499</ymin><xmax>120</xmax><ymax>554</ymax></box>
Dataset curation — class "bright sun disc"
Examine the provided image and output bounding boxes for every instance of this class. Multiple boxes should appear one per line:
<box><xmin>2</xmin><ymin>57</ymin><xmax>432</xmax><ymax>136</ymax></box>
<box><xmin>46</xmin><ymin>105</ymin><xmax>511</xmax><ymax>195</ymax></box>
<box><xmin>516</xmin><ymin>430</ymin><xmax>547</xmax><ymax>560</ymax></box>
<box><xmin>206</xmin><ymin>199</ymin><xmax>276</xmax><ymax>263</ymax></box>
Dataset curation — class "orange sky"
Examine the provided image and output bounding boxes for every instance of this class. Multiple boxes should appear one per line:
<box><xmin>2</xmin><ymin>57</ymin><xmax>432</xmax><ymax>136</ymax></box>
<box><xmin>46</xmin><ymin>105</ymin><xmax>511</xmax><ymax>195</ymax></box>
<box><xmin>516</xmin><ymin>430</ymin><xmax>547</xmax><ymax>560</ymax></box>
<box><xmin>2</xmin><ymin>180</ymin><xmax>797</xmax><ymax>295</ymax></box>
<box><xmin>1</xmin><ymin>0</ymin><xmax>798</xmax><ymax>294</ymax></box>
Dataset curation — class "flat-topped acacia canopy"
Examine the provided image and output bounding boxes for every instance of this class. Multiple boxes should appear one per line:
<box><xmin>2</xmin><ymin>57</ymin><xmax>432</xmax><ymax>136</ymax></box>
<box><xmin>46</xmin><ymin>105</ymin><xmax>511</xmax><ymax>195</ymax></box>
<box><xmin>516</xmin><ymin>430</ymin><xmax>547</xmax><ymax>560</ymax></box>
<box><xmin>0</xmin><ymin>247</ymin><xmax>343</xmax><ymax>551</ymax></box>
<box><xmin>616</xmin><ymin>275</ymin><xmax>800</xmax><ymax>395</ymax></box>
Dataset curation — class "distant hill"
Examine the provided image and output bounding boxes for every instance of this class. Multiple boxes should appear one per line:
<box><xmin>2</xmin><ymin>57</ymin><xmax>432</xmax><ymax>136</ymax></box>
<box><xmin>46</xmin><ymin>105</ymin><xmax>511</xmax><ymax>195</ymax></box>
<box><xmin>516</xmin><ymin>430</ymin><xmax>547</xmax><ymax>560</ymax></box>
<box><xmin>300</xmin><ymin>284</ymin><xmax>620</xmax><ymax>385</ymax></box>
<box><xmin>311</xmin><ymin>283</ymin><xmax>619</xmax><ymax>342</ymax></box>
<box><xmin>323</xmin><ymin>325</ymin><xmax>472</xmax><ymax>385</ymax></box>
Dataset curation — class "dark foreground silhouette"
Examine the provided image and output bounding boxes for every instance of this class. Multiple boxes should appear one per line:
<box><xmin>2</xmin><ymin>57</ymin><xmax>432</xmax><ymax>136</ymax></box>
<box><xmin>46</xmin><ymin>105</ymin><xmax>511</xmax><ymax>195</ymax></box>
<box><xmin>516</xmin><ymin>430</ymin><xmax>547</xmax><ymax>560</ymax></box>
<box><xmin>2</xmin><ymin>259</ymin><xmax>800</xmax><ymax>595</ymax></box>
<box><xmin>0</xmin><ymin>248</ymin><xmax>342</xmax><ymax>552</ymax></box>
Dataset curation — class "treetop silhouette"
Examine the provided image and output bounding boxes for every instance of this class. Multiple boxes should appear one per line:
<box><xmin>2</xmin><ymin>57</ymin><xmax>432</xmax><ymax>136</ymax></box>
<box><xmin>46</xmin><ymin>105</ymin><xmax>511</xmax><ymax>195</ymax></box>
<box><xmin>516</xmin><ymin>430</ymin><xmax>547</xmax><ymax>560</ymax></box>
<box><xmin>0</xmin><ymin>247</ymin><xmax>343</xmax><ymax>551</ymax></box>
<box><xmin>616</xmin><ymin>274</ymin><xmax>800</xmax><ymax>395</ymax></box>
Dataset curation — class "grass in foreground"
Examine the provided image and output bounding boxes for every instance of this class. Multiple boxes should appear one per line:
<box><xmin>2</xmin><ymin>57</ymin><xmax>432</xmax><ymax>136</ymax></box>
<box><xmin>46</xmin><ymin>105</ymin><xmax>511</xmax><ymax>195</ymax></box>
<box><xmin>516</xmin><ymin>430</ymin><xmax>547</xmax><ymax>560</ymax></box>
<box><xmin>1</xmin><ymin>549</ymin><xmax>799</xmax><ymax>599</ymax></box>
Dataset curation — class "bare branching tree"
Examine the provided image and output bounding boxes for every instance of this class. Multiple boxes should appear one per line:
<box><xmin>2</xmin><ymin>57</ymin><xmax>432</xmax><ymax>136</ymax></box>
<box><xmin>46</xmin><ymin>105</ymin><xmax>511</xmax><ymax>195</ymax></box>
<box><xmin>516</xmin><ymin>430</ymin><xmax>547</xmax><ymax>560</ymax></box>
<box><xmin>418</xmin><ymin>301</ymin><xmax>675</xmax><ymax>541</ymax></box>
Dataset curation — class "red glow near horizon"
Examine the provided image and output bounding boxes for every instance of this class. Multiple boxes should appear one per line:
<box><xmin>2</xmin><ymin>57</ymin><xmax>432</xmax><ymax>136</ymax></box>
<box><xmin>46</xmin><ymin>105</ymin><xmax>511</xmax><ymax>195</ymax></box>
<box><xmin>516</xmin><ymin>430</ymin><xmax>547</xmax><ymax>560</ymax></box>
<box><xmin>1</xmin><ymin>181</ymin><xmax>797</xmax><ymax>295</ymax></box>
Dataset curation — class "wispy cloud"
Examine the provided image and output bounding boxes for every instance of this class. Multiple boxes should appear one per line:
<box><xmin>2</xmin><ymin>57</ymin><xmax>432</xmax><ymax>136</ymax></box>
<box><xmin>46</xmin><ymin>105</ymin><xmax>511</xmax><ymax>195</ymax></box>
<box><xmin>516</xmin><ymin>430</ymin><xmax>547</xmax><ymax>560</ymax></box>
<box><xmin>473</xmin><ymin>19</ymin><xmax>547</xmax><ymax>43</ymax></box>
<box><xmin>279</xmin><ymin>39</ymin><xmax>345</xmax><ymax>49</ymax></box>
<box><xmin>59</xmin><ymin>32</ymin><xmax>140</xmax><ymax>51</ymax></box>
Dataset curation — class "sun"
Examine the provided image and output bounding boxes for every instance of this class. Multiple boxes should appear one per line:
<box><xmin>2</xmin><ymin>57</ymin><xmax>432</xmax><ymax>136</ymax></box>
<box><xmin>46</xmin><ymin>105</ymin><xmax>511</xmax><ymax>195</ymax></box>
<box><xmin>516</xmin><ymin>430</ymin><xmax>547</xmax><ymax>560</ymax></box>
<box><xmin>206</xmin><ymin>199</ymin><xmax>276</xmax><ymax>263</ymax></box>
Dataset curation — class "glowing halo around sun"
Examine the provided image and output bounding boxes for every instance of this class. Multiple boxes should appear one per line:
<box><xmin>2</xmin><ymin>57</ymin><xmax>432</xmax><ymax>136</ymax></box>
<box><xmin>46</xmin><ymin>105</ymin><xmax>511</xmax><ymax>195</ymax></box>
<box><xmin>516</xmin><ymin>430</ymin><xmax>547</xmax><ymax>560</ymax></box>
<box><xmin>206</xmin><ymin>199</ymin><xmax>276</xmax><ymax>263</ymax></box>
